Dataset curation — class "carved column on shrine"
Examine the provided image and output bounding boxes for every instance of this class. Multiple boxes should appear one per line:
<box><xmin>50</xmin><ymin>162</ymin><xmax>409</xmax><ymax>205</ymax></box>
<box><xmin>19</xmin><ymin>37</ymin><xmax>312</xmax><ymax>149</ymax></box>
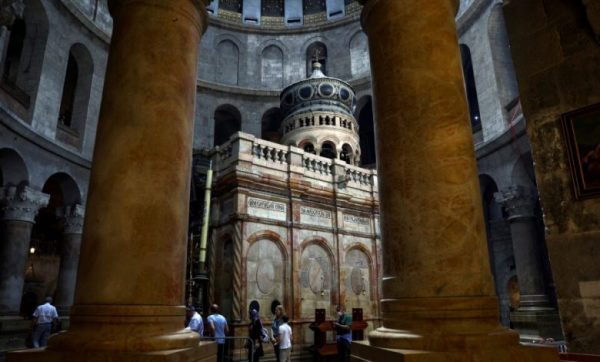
<box><xmin>0</xmin><ymin>186</ymin><xmax>48</xmax><ymax>315</ymax></box>
<box><xmin>7</xmin><ymin>0</ymin><xmax>216</xmax><ymax>360</ymax></box>
<box><xmin>352</xmin><ymin>0</ymin><xmax>559</xmax><ymax>360</ymax></box>
<box><xmin>495</xmin><ymin>185</ymin><xmax>563</xmax><ymax>341</ymax></box>
<box><xmin>54</xmin><ymin>204</ymin><xmax>85</xmax><ymax>314</ymax></box>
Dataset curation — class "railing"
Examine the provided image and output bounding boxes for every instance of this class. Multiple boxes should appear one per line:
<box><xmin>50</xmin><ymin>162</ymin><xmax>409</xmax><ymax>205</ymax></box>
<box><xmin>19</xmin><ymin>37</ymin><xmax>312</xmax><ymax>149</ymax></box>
<box><xmin>252</xmin><ymin>141</ymin><xmax>289</xmax><ymax>164</ymax></box>
<box><xmin>302</xmin><ymin>153</ymin><xmax>333</xmax><ymax>176</ymax></box>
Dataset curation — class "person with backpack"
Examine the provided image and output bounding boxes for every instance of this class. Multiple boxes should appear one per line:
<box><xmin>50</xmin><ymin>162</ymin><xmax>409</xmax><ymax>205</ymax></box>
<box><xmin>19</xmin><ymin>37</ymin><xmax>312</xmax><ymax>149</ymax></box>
<box><xmin>248</xmin><ymin>309</ymin><xmax>266</xmax><ymax>362</ymax></box>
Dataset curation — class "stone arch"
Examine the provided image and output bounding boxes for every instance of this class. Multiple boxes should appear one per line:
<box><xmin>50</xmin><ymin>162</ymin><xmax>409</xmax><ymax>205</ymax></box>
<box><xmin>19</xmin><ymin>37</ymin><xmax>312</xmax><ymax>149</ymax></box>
<box><xmin>0</xmin><ymin>148</ymin><xmax>29</xmax><ymax>186</ymax></box>
<box><xmin>260</xmin><ymin>44</ymin><xmax>284</xmax><ymax>88</ymax></box>
<box><xmin>349</xmin><ymin>31</ymin><xmax>370</xmax><ymax>78</ymax></box>
<box><xmin>356</xmin><ymin>95</ymin><xmax>376</xmax><ymax>167</ymax></box>
<box><xmin>246</xmin><ymin>231</ymin><xmax>287</xmax><ymax>321</ymax></box>
<box><xmin>216</xmin><ymin>39</ymin><xmax>240</xmax><ymax>85</ymax></box>
<box><xmin>304</xmin><ymin>40</ymin><xmax>329</xmax><ymax>76</ymax></box>
<box><xmin>261</xmin><ymin>107</ymin><xmax>283</xmax><ymax>142</ymax></box>
<box><xmin>58</xmin><ymin>43</ymin><xmax>94</xmax><ymax>138</ymax></box>
<box><xmin>320</xmin><ymin>140</ymin><xmax>337</xmax><ymax>159</ymax></box>
<box><xmin>2</xmin><ymin>0</ymin><xmax>50</xmax><ymax>109</ymax></box>
<box><xmin>213</xmin><ymin>104</ymin><xmax>242</xmax><ymax>147</ymax></box>
<box><xmin>487</xmin><ymin>3</ymin><xmax>519</xmax><ymax>111</ymax></box>
<box><xmin>299</xmin><ymin>237</ymin><xmax>336</xmax><ymax>318</ymax></box>
<box><xmin>479</xmin><ymin>174</ymin><xmax>502</xmax><ymax>222</ymax></box>
<box><xmin>344</xmin><ymin>244</ymin><xmax>374</xmax><ymax>305</ymax></box>
<box><xmin>341</xmin><ymin>143</ymin><xmax>353</xmax><ymax>165</ymax></box>
<box><xmin>459</xmin><ymin>44</ymin><xmax>482</xmax><ymax>132</ymax></box>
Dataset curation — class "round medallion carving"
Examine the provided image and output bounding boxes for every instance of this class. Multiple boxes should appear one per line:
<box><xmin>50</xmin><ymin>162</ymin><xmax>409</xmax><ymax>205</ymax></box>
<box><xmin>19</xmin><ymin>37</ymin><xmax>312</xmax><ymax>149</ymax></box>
<box><xmin>351</xmin><ymin>267</ymin><xmax>365</xmax><ymax>295</ymax></box>
<box><xmin>256</xmin><ymin>261</ymin><xmax>275</xmax><ymax>295</ymax></box>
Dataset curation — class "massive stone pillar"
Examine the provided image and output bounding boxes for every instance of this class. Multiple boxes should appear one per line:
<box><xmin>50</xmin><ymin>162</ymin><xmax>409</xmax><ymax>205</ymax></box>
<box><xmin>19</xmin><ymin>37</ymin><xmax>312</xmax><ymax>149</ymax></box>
<box><xmin>0</xmin><ymin>186</ymin><xmax>48</xmax><ymax>315</ymax></box>
<box><xmin>54</xmin><ymin>205</ymin><xmax>84</xmax><ymax>314</ymax></box>
<box><xmin>7</xmin><ymin>0</ymin><xmax>215</xmax><ymax>360</ymax></box>
<box><xmin>352</xmin><ymin>0</ymin><xmax>559</xmax><ymax>360</ymax></box>
<box><xmin>495</xmin><ymin>185</ymin><xmax>563</xmax><ymax>341</ymax></box>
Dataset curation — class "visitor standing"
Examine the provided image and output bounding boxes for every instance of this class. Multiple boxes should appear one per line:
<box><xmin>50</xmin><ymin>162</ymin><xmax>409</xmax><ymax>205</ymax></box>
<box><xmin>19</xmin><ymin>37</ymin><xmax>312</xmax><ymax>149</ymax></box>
<box><xmin>333</xmin><ymin>305</ymin><xmax>352</xmax><ymax>362</ymax></box>
<box><xmin>186</xmin><ymin>305</ymin><xmax>204</xmax><ymax>336</ymax></box>
<box><xmin>207</xmin><ymin>304</ymin><xmax>229</xmax><ymax>362</ymax></box>
<box><xmin>277</xmin><ymin>315</ymin><xmax>292</xmax><ymax>362</ymax></box>
<box><xmin>31</xmin><ymin>297</ymin><xmax>59</xmax><ymax>348</ymax></box>
<box><xmin>271</xmin><ymin>305</ymin><xmax>284</xmax><ymax>362</ymax></box>
<box><xmin>248</xmin><ymin>309</ymin><xmax>264</xmax><ymax>362</ymax></box>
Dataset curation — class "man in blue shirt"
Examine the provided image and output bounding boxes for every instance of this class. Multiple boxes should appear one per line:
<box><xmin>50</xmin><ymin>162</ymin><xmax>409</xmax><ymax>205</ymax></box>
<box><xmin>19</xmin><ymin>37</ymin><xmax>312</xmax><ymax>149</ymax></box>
<box><xmin>207</xmin><ymin>304</ymin><xmax>229</xmax><ymax>362</ymax></box>
<box><xmin>186</xmin><ymin>305</ymin><xmax>204</xmax><ymax>336</ymax></box>
<box><xmin>333</xmin><ymin>305</ymin><xmax>352</xmax><ymax>362</ymax></box>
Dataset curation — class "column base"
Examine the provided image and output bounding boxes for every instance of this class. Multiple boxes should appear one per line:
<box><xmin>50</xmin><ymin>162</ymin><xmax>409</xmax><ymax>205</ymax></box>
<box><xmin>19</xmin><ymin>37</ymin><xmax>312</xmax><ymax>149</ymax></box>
<box><xmin>510</xmin><ymin>308</ymin><xmax>564</xmax><ymax>342</ymax></box>
<box><xmin>6</xmin><ymin>341</ymin><xmax>217</xmax><ymax>362</ymax></box>
<box><xmin>351</xmin><ymin>339</ymin><xmax>559</xmax><ymax>362</ymax></box>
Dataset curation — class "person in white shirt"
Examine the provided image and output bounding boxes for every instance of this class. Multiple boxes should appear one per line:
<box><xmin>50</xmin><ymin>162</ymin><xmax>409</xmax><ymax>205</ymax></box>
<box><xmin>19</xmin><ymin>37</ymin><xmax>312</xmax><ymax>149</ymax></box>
<box><xmin>31</xmin><ymin>297</ymin><xmax>59</xmax><ymax>348</ymax></box>
<box><xmin>186</xmin><ymin>305</ymin><xmax>204</xmax><ymax>336</ymax></box>
<box><xmin>277</xmin><ymin>315</ymin><xmax>292</xmax><ymax>362</ymax></box>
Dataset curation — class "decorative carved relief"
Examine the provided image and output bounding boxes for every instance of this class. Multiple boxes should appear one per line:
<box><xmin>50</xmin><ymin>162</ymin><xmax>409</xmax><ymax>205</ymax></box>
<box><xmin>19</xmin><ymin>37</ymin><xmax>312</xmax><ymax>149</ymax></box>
<box><xmin>0</xmin><ymin>0</ymin><xmax>24</xmax><ymax>29</ymax></box>
<box><xmin>494</xmin><ymin>185</ymin><xmax>537</xmax><ymax>220</ymax></box>
<box><xmin>247</xmin><ymin>238</ymin><xmax>284</xmax><ymax>319</ymax></box>
<box><xmin>300</xmin><ymin>243</ymin><xmax>333</xmax><ymax>317</ymax></box>
<box><xmin>0</xmin><ymin>186</ymin><xmax>49</xmax><ymax>223</ymax></box>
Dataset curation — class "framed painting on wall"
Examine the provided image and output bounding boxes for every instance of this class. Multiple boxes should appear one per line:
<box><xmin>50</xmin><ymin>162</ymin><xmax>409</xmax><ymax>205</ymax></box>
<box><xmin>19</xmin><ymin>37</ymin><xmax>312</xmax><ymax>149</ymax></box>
<box><xmin>561</xmin><ymin>103</ymin><xmax>600</xmax><ymax>199</ymax></box>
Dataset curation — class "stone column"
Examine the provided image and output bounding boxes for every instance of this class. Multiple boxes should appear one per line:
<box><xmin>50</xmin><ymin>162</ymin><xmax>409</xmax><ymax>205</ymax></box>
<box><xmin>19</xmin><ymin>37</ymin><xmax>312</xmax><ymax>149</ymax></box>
<box><xmin>8</xmin><ymin>0</ymin><xmax>216</xmax><ymax>360</ymax></box>
<box><xmin>54</xmin><ymin>205</ymin><xmax>85</xmax><ymax>314</ymax></box>
<box><xmin>495</xmin><ymin>185</ymin><xmax>563</xmax><ymax>340</ymax></box>
<box><xmin>0</xmin><ymin>186</ymin><xmax>48</xmax><ymax>315</ymax></box>
<box><xmin>353</xmin><ymin>0</ymin><xmax>558</xmax><ymax>360</ymax></box>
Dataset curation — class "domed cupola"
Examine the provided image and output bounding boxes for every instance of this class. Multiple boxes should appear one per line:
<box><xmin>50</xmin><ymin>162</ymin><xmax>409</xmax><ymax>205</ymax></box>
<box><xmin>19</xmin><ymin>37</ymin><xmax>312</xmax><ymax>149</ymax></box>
<box><xmin>279</xmin><ymin>59</ymin><xmax>361</xmax><ymax>165</ymax></box>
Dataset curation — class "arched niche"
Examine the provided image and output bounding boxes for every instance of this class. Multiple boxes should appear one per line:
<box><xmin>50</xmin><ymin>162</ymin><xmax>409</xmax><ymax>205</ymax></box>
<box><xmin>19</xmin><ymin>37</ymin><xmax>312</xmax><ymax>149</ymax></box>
<box><xmin>246</xmin><ymin>238</ymin><xmax>285</xmax><ymax>321</ymax></box>
<box><xmin>213</xmin><ymin>104</ymin><xmax>242</xmax><ymax>147</ymax></box>
<box><xmin>306</xmin><ymin>41</ymin><xmax>327</xmax><ymax>77</ymax></box>
<box><xmin>261</xmin><ymin>45</ymin><xmax>284</xmax><ymax>88</ymax></box>
<box><xmin>356</xmin><ymin>96</ymin><xmax>376</xmax><ymax>167</ymax></box>
<box><xmin>344</xmin><ymin>246</ymin><xmax>373</xmax><ymax>317</ymax></box>
<box><xmin>216</xmin><ymin>40</ymin><xmax>240</xmax><ymax>85</ymax></box>
<box><xmin>349</xmin><ymin>31</ymin><xmax>370</xmax><ymax>78</ymax></box>
<box><xmin>299</xmin><ymin>241</ymin><xmax>334</xmax><ymax>318</ymax></box>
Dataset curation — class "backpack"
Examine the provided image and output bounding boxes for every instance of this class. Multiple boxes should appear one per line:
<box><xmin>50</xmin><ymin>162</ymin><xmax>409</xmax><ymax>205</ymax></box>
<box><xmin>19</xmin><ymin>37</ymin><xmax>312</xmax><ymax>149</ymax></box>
<box><xmin>260</xmin><ymin>326</ymin><xmax>270</xmax><ymax>343</ymax></box>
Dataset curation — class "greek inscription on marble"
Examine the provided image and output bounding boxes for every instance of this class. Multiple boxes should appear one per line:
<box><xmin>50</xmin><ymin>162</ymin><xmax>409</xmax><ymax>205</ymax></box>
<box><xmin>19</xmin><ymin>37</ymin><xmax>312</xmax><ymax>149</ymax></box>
<box><xmin>247</xmin><ymin>197</ymin><xmax>287</xmax><ymax>221</ymax></box>
<box><xmin>300</xmin><ymin>206</ymin><xmax>332</xmax><ymax>227</ymax></box>
<box><xmin>343</xmin><ymin>214</ymin><xmax>370</xmax><ymax>225</ymax></box>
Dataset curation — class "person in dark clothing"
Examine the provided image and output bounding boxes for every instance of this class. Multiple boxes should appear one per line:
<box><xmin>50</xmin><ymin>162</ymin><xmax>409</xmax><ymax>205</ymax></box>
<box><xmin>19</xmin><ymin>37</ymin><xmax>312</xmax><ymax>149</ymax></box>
<box><xmin>248</xmin><ymin>309</ymin><xmax>264</xmax><ymax>362</ymax></box>
<box><xmin>333</xmin><ymin>305</ymin><xmax>352</xmax><ymax>362</ymax></box>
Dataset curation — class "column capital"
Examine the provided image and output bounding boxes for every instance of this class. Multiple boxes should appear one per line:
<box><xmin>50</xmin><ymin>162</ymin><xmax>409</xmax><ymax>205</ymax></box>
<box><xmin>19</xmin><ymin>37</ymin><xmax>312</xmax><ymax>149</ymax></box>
<box><xmin>0</xmin><ymin>0</ymin><xmax>24</xmax><ymax>29</ymax></box>
<box><xmin>59</xmin><ymin>204</ymin><xmax>86</xmax><ymax>234</ymax></box>
<box><xmin>494</xmin><ymin>185</ymin><xmax>537</xmax><ymax>220</ymax></box>
<box><xmin>0</xmin><ymin>186</ymin><xmax>49</xmax><ymax>223</ymax></box>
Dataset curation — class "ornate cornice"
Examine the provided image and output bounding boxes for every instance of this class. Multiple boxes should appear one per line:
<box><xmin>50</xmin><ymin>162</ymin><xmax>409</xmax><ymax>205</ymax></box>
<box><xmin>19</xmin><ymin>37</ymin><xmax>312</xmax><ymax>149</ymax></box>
<box><xmin>0</xmin><ymin>186</ymin><xmax>49</xmax><ymax>223</ymax></box>
<box><xmin>494</xmin><ymin>185</ymin><xmax>537</xmax><ymax>220</ymax></box>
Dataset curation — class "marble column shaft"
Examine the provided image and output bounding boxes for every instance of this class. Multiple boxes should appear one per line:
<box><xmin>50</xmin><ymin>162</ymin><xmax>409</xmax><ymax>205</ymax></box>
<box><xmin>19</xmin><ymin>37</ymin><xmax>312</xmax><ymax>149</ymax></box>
<box><xmin>54</xmin><ymin>205</ymin><xmax>85</xmax><ymax>313</ymax></box>
<box><xmin>46</xmin><ymin>0</ymin><xmax>209</xmax><ymax>353</ymax></box>
<box><xmin>495</xmin><ymin>185</ymin><xmax>548</xmax><ymax>308</ymax></box>
<box><xmin>0</xmin><ymin>186</ymin><xmax>49</xmax><ymax>315</ymax></box>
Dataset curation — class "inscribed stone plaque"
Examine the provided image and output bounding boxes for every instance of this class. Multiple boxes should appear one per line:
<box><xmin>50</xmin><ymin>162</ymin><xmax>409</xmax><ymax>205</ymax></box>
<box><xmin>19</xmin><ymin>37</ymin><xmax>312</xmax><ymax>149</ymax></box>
<box><xmin>342</xmin><ymin>213</ymin><xmax>372</xmax><ymax>233</ymax></box>
<box><xmin>247</xmin><ymin>197</ymin><xmax>287</xmax><ymax>221</ymax></box>
<box><xmin>300</xmin><ymin>206</ymin><xmax>332</xmax><ymax>227</ymax></box>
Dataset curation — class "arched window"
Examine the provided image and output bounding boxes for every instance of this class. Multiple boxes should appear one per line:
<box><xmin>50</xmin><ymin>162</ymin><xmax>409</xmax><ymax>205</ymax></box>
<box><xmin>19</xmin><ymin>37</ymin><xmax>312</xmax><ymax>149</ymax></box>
<box><xmin>261</xmin><ymin>45</ymin><xmax>284</xmax><ymax>88</ymax></box>
<box><xmin>320</xmin><ymin>141</ymin><xmax>336</xmax><ymax>159</ymax></box>
<box><xmin>213</xmin><ymin>104</ymin><xmax>242</xmax><ymax>147</ymax></box>
<box><xmin>2</xmin><ymin>18</ymin><xmax>26</xmax><ymax>86</ymax></box>
<box><xmin>488</xmin><ymin>5</ymin><xmax>519</xmax><ymax>111</ymax></box>
<box><xmin>357</xmin><ymin>96</ymin><xmax>376</xmax><ymax>167</ymax></box>
<box><xmin>306</xmin><ymin>42</ymin><xmax>327</xmax><ymax>76</ymax></box>
<box><xmin>341</xmin><ymin>144</ymin><xmax>353</xmax><ymax>164</ymax></box>
<box><xmin>57</xmin><ymin>44</ymin><xmax>94</xmax><ymax>143</ymax></box>
<box><xmin>216</xmin><ymin>40</ymin><xmax>239</xmax><ymax>85</ymax></box>
<box><xmin>261</xmin><ymin>107</ymin><xmax>283</xmax><ymax>142</ymax></box>
<box><xmin>459</xmin><ymin>44</ymin><xmax>482</xmax><ymax>132</ymax></box>
<box><xmin>302</xmin><ymin>142</ymin><xmax>316</xmax><ymax>154</ymax></box>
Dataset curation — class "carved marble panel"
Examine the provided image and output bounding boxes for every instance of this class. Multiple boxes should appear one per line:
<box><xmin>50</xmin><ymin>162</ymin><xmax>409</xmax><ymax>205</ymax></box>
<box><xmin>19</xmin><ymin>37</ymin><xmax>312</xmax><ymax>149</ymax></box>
<box><xmin>246</xmin><ymin>239</ymin><xmax>285</xmax><ymax>316</ymax></box>
<box><xmin>300</xmin><ymin>243</ymin><xmax>333</xmax><ymax>317</ymax></box>
<box><xmin>344</xmin><ymin>248</ymin><xmax>372</xmax><ymax>317</ymax></box>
